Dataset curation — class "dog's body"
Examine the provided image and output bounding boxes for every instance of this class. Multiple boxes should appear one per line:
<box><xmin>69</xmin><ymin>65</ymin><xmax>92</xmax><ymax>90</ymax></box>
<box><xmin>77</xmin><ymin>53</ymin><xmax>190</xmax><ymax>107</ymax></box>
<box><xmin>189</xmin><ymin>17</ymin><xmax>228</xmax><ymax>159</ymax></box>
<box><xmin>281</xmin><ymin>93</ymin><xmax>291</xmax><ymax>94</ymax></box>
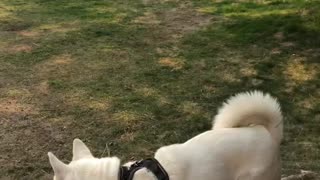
<box><xmin>48</xmin><ymin>91</ymin><xmax>283</xmax><ymax>180</ymax></box>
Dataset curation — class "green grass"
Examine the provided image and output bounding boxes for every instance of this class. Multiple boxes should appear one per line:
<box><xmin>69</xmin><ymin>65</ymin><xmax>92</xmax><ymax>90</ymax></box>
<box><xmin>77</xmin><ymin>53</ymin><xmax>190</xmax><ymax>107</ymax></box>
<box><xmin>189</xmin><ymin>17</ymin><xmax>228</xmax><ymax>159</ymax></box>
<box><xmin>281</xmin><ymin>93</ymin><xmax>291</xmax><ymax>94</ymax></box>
<box><xmin>0</xmin><ymin>0</ymin><xmax>319</xmax><ymax>179</ymax></box>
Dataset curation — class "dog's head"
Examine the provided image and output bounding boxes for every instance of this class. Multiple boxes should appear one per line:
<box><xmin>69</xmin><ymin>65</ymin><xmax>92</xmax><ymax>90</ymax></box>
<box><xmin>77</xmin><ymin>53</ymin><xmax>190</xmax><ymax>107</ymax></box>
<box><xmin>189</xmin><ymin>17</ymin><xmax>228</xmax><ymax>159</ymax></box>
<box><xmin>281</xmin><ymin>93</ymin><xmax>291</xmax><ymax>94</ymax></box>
<box><xmin>48</xmin><ymin>139</ymin><xmax>120</xmax><ymax>180</ymax></box>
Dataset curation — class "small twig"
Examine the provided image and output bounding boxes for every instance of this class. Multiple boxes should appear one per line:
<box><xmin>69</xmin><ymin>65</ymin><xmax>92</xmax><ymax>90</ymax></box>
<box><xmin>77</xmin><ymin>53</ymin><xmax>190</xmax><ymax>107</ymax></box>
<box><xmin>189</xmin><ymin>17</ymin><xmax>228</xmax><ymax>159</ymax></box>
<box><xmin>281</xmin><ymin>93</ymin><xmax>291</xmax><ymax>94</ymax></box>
<box><xmin>101</xmin><ymin>143</ymin><xmax>111</xmax><ymax>158</ymax></box>
<box><xmin>32</xmin><ymin>43</ymin><xmax>40</xmax><ymax>47</ymax></box>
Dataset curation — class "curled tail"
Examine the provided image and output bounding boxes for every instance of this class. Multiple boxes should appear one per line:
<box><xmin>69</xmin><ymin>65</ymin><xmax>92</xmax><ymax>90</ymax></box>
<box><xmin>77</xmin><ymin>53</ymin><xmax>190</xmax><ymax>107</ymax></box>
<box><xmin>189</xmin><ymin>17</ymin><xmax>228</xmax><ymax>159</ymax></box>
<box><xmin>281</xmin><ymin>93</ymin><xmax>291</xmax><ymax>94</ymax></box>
<box><xmin>213</xmin><ymin>91</ymin><xmax>283</xmax><ymax>144</ymax></box>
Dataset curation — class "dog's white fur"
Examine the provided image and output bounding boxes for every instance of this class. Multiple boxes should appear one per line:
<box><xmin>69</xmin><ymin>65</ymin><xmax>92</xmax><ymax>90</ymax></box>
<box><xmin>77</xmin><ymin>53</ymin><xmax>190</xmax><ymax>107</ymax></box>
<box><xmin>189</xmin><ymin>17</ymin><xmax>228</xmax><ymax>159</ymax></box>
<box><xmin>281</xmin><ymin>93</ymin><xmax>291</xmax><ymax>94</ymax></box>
<box><xmin>48</xmin><ymin>91</ymin><xmax>283</xmax><ymax>180</ymax></box>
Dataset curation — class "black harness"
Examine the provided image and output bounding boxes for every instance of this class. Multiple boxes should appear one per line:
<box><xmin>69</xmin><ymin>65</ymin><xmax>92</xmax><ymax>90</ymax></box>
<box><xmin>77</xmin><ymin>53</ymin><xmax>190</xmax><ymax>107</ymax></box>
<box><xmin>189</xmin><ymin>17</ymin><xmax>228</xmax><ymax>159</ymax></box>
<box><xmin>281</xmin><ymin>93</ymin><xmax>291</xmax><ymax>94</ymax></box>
<box><xmin>119</xmin><ymin>158</ymin><xmax>169</xmax><ymax>180</ymax></box>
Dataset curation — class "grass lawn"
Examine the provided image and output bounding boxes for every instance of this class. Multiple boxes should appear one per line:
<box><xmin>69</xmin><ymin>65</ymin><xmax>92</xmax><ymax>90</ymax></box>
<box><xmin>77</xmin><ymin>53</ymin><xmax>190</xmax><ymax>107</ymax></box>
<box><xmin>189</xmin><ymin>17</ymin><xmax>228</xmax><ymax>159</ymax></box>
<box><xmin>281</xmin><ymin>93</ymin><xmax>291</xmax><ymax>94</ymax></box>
<box><xmin>0</xmin><ymin>0</ymin><xmax>319</xmax><ymax>179</ymax></box>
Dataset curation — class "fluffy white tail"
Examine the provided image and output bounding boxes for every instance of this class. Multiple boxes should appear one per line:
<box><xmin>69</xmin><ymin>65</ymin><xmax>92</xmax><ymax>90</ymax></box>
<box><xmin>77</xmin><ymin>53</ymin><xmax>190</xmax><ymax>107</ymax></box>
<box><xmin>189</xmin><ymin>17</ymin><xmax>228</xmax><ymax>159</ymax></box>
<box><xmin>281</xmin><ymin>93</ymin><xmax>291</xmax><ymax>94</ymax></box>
<box><xmin>213</xmin><ymin>91</ymin><xmax>283</xmax><ymax>144</ymax></box>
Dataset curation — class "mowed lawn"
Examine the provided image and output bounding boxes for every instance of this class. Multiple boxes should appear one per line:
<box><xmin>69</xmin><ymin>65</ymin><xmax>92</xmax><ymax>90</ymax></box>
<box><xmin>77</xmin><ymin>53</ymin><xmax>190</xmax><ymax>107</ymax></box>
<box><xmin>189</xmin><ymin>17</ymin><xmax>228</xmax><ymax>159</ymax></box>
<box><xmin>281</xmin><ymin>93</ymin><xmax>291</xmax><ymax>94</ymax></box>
<box><xmin>0</xmin><ymin>0</ymin><xmax>319</xmax><ymax>179</ymax></box>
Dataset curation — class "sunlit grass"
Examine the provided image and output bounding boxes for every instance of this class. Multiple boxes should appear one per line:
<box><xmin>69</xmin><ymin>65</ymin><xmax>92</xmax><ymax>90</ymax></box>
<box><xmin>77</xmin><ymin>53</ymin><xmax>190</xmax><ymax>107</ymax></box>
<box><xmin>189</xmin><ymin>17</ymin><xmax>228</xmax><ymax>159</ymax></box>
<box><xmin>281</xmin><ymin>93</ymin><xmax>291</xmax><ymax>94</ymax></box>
<box><xmin>0</xmin><ymin>0</ymin><xmax>319</xmax><ymax>179</ymax></box>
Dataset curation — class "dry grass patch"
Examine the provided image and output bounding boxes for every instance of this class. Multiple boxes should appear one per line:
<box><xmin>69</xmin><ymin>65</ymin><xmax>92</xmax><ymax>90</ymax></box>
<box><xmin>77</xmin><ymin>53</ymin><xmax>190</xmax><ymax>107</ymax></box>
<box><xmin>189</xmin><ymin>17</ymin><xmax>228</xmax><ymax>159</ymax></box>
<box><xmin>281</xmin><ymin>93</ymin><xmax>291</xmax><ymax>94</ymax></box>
<box><xmin>87</xmin><ymin>100</ymin><xmax>111</xmax><ymax>111</ymax></box>
<box><xmin>37</xmin><ymin>22</ymin><xmax>80</xmax><ymax>33</ymax></box>
<box><xmin>180</xmin><ymin>101</ymin><xmax>204</xmax><ymax>116</ymax></box>
<box><xmin>7</xmin><ymin>44</ymin><xmax>33</xmax><ymax>53</ymax></box>
<box><xmin>133</xmin><ymin>11</ymin><xmax>161</xmax><ymax>25</ymax></box>
<box><xmin>16</xmin><ymin>30</ymin><xmax>40</xmax><ymax>37</ymax></box>
<box><xmin>240</xmin><ymin>65</ymin><xmax>258</xmax><ymax>77</ymax></box>
<box><xmin>158</xmin><ymin>57</ymin><xmax>185</xmax><ymax>70</ymax></box>
<box><xmin>35</xmin><ymin>81</ymin><xmax>50</xmax><ymax>95</ymax></box>
<box><xmin>35</xmin><ymin>54</ymin><xmax>74</xmax><ymax>79</ymax></box>
<box><xmin>113</xmin><ymin>111</ymin><xmax>149</xmax><ymax>126</ymax></box>
<box><xmin>296</xmin><ymin>95</ymin><xmax>319</xmax><ymax>110</ymax></box>
<box><xmin>284</xmin><ymin>56</ymin><xmax>318</xmax><ymax>82</ymax></box>
<box><xmin>135</xmin><ymin>87</ymin><xmax>171</xmax><ymax>105</ymax></box>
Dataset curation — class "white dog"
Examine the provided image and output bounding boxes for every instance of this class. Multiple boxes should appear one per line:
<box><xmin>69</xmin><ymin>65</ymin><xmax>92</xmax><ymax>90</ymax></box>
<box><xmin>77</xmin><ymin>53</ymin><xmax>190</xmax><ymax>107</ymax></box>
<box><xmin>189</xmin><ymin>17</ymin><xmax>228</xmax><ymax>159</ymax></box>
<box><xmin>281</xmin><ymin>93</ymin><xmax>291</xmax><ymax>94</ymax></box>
<box><xmin>48</xmin><ymin>91</ymin><xmax>283</xmax><ymax>180</ymax></box>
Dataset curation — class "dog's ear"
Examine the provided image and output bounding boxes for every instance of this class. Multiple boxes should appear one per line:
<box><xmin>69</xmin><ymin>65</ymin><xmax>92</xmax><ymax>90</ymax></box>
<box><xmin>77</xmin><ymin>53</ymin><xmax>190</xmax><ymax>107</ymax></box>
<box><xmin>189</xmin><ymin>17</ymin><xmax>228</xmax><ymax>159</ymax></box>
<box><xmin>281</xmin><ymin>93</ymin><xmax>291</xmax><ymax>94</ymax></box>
<box><xmin>72</xmin><ymin>138</ymin><xmax>94</xmax><ymax>161</ymax></box>
<box><xmin>48</xmin><ymin>152</ymin><xmax>70</xmax><ymax>178</ymax></box>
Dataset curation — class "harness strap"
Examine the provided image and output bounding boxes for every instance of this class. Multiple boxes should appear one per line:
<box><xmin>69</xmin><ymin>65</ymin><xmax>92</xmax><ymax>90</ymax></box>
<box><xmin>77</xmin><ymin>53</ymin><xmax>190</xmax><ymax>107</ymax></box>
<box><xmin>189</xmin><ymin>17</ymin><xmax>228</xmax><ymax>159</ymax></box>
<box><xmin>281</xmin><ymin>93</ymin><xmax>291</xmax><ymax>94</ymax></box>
<box><xmin>119</xmin><ymin>158</ymin><xmax>169</xmax><ymax>180</ymax></box>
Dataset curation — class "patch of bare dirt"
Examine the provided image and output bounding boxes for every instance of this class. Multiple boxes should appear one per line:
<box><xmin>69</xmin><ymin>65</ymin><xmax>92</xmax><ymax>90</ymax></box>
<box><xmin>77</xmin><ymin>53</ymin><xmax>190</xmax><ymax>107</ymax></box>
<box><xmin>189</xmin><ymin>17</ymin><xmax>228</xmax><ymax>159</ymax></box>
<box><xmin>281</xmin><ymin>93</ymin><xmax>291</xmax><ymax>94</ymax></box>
<box><xmin>35</xmin><ymin>81</ymin><xmax>50</xmax><ymax>95</ymax></box>
<box><xmin>0</xmin><ymin>98</ymin><xmax>53</xmax><ymax>179</ymax></box>
<box><xmin>0</xmin><ymin>115</ymin><xmax>71</xmax><ymax>179</ymax></box>
<box><xmin>135</xmin><ymin>4</ymin><xmax>214</xmax><ymax>60</ymax></box>
<box><xmin>16</xmin><ymin>30</ymin><xmax>40</xmax><ymax>37</ymax></box>
<box><xmin>158</xmin><ymin>8</ymin><xmax>213</xmax><ymax>40</ymax></box>
<box><xmin>7</xmin><ymin>44</ymin><xmax>33</xmax><ymax>53</ymax></box>
<box><xmin>0</xmin><ymin>99</ymin><xmax>38</xmax><ymax>117</ymax></box>
<box><xmin>133</xmin><ymin>3</ymin><xmax>213</xmax><ymax>44</ymax></box>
